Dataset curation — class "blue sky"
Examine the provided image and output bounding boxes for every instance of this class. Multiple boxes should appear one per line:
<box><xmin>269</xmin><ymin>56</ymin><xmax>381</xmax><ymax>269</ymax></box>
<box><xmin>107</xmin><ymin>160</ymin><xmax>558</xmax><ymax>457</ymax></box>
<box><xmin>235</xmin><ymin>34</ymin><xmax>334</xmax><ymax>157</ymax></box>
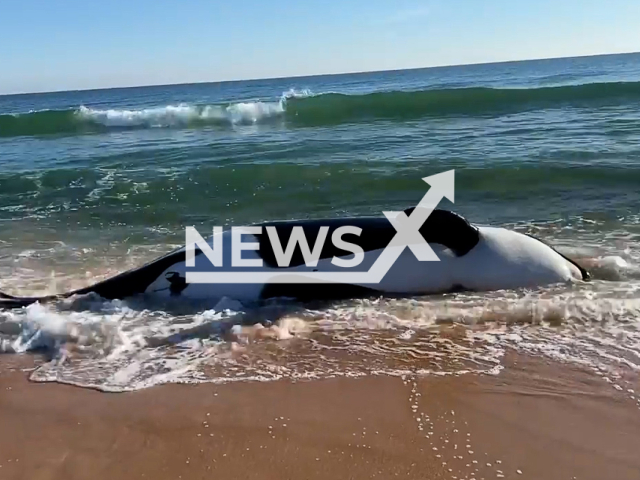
<box><xmin>1</xmin><ymin>0</ymin><xmax>639</xmax><ymax>94</ymax></box>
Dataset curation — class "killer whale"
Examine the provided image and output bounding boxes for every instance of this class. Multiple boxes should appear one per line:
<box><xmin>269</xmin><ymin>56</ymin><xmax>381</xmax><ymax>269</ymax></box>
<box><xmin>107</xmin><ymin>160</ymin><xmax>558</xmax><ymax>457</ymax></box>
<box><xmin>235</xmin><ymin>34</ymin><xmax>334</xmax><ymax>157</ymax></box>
<box><xmin>0</xmin><ymin>209</ymin><xmax>589</xmax><ymax>309</ymax></box>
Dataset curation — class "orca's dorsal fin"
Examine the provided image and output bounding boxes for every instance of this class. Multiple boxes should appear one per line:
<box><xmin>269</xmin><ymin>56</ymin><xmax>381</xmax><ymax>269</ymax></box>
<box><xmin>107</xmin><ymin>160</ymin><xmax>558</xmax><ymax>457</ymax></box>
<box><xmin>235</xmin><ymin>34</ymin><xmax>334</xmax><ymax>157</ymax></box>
<box><xmin>401</xmin><ymin>208</ymin><xmax>480</xmax><ymax>256</ymax></box>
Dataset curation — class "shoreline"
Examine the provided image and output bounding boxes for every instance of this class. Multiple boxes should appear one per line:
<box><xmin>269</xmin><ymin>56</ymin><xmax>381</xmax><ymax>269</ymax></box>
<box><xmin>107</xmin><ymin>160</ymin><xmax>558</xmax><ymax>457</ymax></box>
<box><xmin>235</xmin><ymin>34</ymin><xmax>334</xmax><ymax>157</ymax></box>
<box><xmin>1</xmin><ymin>352</ymin><xmax>640</xmax><ymax>480</ymax></box>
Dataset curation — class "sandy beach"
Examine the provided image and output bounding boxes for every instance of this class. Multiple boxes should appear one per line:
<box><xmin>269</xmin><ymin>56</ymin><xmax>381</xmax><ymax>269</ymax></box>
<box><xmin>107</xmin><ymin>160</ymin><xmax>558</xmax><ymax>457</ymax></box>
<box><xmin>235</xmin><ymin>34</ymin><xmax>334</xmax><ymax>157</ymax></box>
<box><xmin>1</xmin><ymin>352</ymin><xmax>639</xmax><ymax>480</ymax></box>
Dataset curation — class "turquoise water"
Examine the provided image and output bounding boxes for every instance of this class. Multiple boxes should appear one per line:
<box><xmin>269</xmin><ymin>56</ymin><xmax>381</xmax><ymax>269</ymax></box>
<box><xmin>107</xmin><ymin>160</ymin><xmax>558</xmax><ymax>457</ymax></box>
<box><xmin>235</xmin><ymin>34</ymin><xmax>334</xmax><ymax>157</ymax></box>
<box><xmin>2</xmin><ymin>53</ymin><xmax>640</xmax><ymax>392</ymax></box>
<box><xmin>2</xmin><ymin>53</ymin><xmax>640</xmax><ymax>237</ymax></box>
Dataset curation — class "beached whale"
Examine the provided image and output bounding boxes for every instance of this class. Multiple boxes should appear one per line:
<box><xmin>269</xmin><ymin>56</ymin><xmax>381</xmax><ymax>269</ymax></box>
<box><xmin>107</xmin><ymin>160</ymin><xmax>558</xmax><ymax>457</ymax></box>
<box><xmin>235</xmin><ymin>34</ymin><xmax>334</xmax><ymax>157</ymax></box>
<box><xmin>0</xmin><ymin>209</ymin><xmax>589</xmax><ymax>309</ymax></box>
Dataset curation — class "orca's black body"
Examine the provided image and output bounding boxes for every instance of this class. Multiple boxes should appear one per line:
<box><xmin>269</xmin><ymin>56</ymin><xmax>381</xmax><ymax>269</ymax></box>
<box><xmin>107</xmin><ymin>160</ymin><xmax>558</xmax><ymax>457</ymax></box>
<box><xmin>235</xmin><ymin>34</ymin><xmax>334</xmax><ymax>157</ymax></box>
<box><xmin>257</xmin><ymin>208</ymin><xmax>480</xmax><ymax>268</ymax></box>
<box><xmin>0</xmin><ymin>209</ymin><xmax>588</xmax><ymax>309</ymax></box>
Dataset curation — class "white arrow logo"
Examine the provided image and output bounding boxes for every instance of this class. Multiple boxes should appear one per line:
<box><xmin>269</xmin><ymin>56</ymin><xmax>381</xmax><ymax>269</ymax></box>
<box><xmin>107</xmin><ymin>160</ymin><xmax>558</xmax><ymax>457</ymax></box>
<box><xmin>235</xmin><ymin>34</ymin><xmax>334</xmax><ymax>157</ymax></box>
<box><xmin>384</xmin><ymin>169</ymin><xmax>455</xmax><ymax>262</ymax></box>
<box><xmin>186</xmin><ymin>170</ymin><xmax>455</xmax><ymax>284</ymax></box>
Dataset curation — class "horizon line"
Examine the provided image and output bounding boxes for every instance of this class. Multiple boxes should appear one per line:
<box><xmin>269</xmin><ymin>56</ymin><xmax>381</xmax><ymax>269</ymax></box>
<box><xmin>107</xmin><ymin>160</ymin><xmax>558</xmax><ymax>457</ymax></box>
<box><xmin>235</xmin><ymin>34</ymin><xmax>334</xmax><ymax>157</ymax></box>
<box><xmin>2</xmin><ymin>50</ymin><xmax>639</xmax><ymax>97</ymax></box>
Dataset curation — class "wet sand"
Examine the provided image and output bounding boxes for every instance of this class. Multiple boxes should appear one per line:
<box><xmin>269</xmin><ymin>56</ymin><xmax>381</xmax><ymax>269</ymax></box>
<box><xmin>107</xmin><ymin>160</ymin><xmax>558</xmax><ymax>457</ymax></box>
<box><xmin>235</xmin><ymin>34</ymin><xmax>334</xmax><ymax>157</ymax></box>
<box><xmin>1</xmin><ymin>353</ymin><xmax>639</xmax><ymax>480</ymax></box>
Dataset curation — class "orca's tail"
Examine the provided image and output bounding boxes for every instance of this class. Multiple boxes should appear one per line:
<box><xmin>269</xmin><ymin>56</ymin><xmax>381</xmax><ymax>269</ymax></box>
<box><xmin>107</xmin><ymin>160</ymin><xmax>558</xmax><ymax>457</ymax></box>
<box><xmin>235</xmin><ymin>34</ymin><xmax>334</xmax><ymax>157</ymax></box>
<box><xmin>0</xmin><ymin>290</ymin><xmax>61</xmax><ymax>309</ymax></box>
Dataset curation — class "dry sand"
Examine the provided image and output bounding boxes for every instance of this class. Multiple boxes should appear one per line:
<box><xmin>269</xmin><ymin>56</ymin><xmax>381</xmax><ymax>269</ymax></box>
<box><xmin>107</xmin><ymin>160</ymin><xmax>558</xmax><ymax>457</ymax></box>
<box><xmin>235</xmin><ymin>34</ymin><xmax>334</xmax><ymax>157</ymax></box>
<box><xmin>1</xmin><ymin>353</ymin><xmax>639</xmax><ymax>480</ymax></box>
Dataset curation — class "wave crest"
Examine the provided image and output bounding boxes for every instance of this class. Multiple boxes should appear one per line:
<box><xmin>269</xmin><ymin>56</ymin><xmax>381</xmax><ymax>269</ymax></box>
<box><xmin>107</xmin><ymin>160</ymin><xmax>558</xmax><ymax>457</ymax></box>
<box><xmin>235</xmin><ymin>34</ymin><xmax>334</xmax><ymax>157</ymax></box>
<box><xmin>76</xmin><ymin>100</ymin><xmax>286</xmax><ymax>128</ymax></box>
<box><xmin>2</xmin><ymin>82</ymin><xmax>640</xmax><ymax>137</ymax></box>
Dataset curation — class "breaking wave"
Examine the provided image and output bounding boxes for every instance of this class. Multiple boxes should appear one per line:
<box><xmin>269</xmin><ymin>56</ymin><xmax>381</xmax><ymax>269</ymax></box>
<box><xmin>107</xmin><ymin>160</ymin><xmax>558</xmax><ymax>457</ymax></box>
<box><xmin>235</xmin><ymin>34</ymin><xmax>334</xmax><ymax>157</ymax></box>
<box><xmin>2</xmin><ymin>81</ymin><xmax>640</xmax><ymax>137</ymax></box>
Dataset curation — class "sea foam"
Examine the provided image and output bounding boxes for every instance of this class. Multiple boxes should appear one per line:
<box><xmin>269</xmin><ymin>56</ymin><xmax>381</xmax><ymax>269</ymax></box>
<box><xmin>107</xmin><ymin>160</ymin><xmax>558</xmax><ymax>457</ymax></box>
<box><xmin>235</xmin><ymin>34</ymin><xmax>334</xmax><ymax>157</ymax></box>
<box><xmin>75</xmin><ymin>89</ymin><xmax>312</xmax><ymax>128</ymax></box>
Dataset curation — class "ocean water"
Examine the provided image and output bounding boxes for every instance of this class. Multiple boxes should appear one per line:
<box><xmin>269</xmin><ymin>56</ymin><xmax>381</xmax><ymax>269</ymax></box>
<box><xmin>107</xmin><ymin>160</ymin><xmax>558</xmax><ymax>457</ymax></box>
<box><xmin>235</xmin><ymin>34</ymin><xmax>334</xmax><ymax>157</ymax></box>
<box><xmin>2</xmin><ymin>53</ymin><xmax>640</xmax><ymax>394</ymax></box>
